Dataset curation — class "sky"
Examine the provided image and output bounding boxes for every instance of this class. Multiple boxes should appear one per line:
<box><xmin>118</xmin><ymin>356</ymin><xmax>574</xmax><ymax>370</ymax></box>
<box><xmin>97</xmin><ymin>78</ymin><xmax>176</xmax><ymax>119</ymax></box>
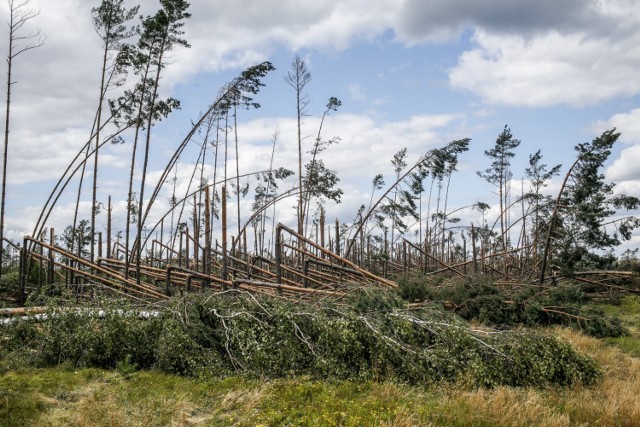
<box><xmin>1</xmin><ymin>0</ymin><xmax>639</xmax><ymax>255</ymax></box>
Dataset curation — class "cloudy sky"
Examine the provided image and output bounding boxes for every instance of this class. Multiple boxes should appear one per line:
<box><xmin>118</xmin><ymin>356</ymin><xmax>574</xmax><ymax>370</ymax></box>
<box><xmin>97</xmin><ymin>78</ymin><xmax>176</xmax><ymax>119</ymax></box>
<box><xmin>1</xmin><ymin>0</ymin><xmax>639</xmax><ymax>253</ymax></box>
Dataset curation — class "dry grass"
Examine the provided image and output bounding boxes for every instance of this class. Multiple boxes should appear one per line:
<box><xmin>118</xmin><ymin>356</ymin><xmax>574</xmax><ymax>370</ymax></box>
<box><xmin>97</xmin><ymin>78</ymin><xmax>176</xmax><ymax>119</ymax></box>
<box><xmin>379</xmin><ymin>407</ymin><xmax>420</xmax><ymax>427</ymax></box>
<box><xmin>220</xmin><ymin>386</ymin><xmax>268</xmax><ymax>411</ymax></box>
<box><xmin>435</xmin><ymin>328</ymin><xmax>640</xmax><ymax>427</ymax></box>
<box><xmin>22</xmin><ymin>372</ymin><xmax>219</xmax><ymax>427</ymax></box>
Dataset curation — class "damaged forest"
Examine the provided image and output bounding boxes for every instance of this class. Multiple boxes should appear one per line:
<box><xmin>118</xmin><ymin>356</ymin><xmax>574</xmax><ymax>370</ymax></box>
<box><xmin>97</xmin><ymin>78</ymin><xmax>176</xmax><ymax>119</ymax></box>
<box><xmin>1</xmin><ymin>1</ymin><xmax>640</xmax><ymax>426</ymax></box>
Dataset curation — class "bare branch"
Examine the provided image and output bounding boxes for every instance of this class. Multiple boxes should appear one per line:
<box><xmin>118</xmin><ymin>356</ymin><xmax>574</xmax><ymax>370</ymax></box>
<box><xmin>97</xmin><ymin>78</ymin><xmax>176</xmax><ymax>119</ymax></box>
<box><xmin>7</xmin><ymin>0</ymin><xmax>45</xmax><ymax>59</ymax></box>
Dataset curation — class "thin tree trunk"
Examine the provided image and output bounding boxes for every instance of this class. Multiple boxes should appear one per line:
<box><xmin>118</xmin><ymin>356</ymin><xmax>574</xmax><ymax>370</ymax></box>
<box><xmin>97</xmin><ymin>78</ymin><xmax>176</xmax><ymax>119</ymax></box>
<box><xmin>204</xmin><ymin>185</ymin><xmax>211</xmax><ymax>277</ymax></box>
<box><xmin>211</xmin><ymin>116</ymin><xmax>220</xmax><ymax>255</ymax></box>
<box><xmin>136</xmin><ymin>41</ymin><xmax>167</xmax><ymax>284</ymax></box>
<box><xmin>90</xmin><ymin>17</ymin><xmax>112</xmax><ymax>264</ymax></box>
<box><xmin>296</xmin><ymin>88</ymin><xmax>303</xmax><ymax>236</ymax></box>
<box><xmin>234</xmin><ymin>104</ymin><xmax>241</xmax><ymax>239</ymax></box>
<box><xmin>499</xmin><ymin>157</ymin><xmax>505</xmax><ymax>251</ymax></box>
<box><xmin>192</xmin><ymin>194</ymin><xmax>199</xmax><ymax>272</ymax></box>
<box><xmin>70</xmin><ymin>143</ymin><xmax>91</xmax><ymax>279</ymax></box>
<box><xmin>107</xmin><ymin>195</ymin><xmax>112</xmax><ymax>259</ymax></box>
<box><xmin>221</xmin><ymin>185</ymin><xmax>228</xmax><ymax>281</ymax></box>
<box><xmin>124</xmin><ymin>60</ymin><xmax>152</xmax><ymax>278</ymax></box>
<box><xmin>260</xmin><ymin>129</ymin><xmax>278</xmax><ymax>256</ymax></box>
<box><xmin>0</xmin><ymin>27</ymin><xmax>13</xmax><ymax>277</ymax></box>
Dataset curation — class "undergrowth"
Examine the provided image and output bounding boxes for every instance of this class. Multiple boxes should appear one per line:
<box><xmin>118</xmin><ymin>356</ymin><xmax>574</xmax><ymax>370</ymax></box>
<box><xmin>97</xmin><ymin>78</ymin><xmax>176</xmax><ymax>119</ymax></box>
<box><xmin>398</xmin><ymin>275</ymin><xmax>628</xmax><ymax>338</ymax></box>
<box><xmin>0</xmin><ymin>289</ymin><xmax>601</xmax><ymax>388</ymax></box>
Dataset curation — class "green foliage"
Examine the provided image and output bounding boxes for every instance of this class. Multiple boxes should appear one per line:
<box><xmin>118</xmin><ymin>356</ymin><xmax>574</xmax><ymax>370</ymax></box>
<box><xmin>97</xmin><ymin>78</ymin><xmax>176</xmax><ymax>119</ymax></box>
<box><xmin>617</xmin><ymin>248</ymin><xmax>640</xmax><ymax>273</ymax></box>
<box><xmin>92</xmin><ymin>0</ymin><xmax>139</xmax><ymax>79</ymax></box>
<box><xmin>0</xmin><ymin>270</ymin><xmax>19</xmax><ymax>295</ymax></box>
<box><xmin>549</xmin><ymin>129</ymin><xmax>640</xmax><ymax>273</ymax></box>
<box><xmin>416</xmin><ymin>276</ymin><xmax>627</xmax><ymax>338</ymax></box>
<box><xmin>35</xmin><ymin>308</ymin><xmax>162</xmax><ymax>370</ymax></box>
<box><xmin>340</xmin><ymin>287</ymin><xmax>405</xmax><ymax>313</ymax></box>
<box><xmin>428</xmin><ymin>138</ymin><xmax>471</xmax><ymax>181</ymax></box>
<box><xmin>471</xmin><ymin>330</ymin><xmax>600</xmax><ymax>388</ymax></box>
<box><xmin>4</xmin><ymin>296</ymin><xmax>640</xmax><ymax>426</ymax></box>
<box><xmin>594</xmin><ymin>295</ymin><xmax>640</xmax><ymax>357</ymax></box>
<box><xmin>0</xmin><ymin>290</ymin><xmax>601</xmax><ymax>388</ymax></box>
<box><xmin>303</xmin><ymin>159</ymin><xmax>342</xmax><ymax>203</ymax></box>
<box><xmin>477</xmin><ymin>125</ymin><xmax>521</xmax><ymax>247</ymax></box>
<box><xmin>477</xmin><ymin>125</ymin><xmax>521</xmax><ymax>187</ymax></box>
<box><xmin>303</xmin><ymin>96</ymin><xmax>344</xmax><ymax>206</ymax></box>
<box><xmin>154</xmin><ymin>317</ymin><xmax>222</xmax><ymax>376</ymax></box>
<box><xmin>60</xmin><ymin>219</ymin><xmax>92</xmax><ymax>258</ymax></box>
<box><xmin>397</xmin><ymin>274</ymin><xmax>435</xmax><ymax>303</ymax></box>
<box><xmin>0</xmin><ymin>302</ymin><xmax>162</xmax><ymax>370</ymax></box>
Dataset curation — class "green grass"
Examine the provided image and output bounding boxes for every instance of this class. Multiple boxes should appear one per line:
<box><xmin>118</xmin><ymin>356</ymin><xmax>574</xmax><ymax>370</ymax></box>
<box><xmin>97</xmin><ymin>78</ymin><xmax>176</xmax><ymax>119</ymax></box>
<box><xmin>0</xmin><ymin>367</ymin><xmax>105</xmax><ymax>426</ymax></box>
<box><xmin>0</xmin><ymin>367</ymin><xmax>442</xmax><ymax>426</ymax></box>
<box><xmin>0</xmin><ymin>367</ymin><xmax>530</xmax><ymax>426</ymax></box>
<box><xmin>595</xmin><ymin>295</ymin><xmax>640</xmax><ymax>357</ymax></box>
<box><xmin>1</xmin><ymin>347</ymin><xmax>639</xmax><ymax>427</ymax></box>
<box><xmin>597</xmin><ymin>295</ymin><xmax>640</xmax><ymax>321</ymax></box>
<box><xmin>604</xmin><ymin>336</ymin><xmax>640</xmax><ymax>357</ymax></box>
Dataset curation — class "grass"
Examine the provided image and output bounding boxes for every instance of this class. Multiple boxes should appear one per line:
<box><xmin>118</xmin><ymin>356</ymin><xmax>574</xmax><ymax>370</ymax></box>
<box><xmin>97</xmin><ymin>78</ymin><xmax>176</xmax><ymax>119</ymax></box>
<box><xmin>1</xmin><ymin>294</ymin><xmax>639</xmax><ymax>426</ymax></box>
<box><xmin>1</xmin><ymin>328</ymin><xmax>640</xmax><ymax>426</ymax></box>
<box><xmin>595</xmin><ymin>295</ymin><xmax>640</xmax><ymax>357</ymax></box>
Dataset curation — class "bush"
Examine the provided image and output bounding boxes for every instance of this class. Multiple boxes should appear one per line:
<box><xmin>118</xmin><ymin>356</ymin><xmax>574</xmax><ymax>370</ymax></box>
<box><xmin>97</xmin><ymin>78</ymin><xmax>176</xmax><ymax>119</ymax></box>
<box><xmin>397</xmin><ymin>275</ymin><xmax>431</xmax><ymax>303</ymax></box>
<box><xmin>406</xmin><ymin>276</ymin><xmax>628</xmax><ymax>338</ymax></box>
<box><xmin>0</xmin><ymin>270</ymin><xmax>19</xmax><ymax>298</ymax></box>
<box><xmin>0</xmin><ymin>290</ymin><xmax>602</xmax><ymax>388</ymax></box>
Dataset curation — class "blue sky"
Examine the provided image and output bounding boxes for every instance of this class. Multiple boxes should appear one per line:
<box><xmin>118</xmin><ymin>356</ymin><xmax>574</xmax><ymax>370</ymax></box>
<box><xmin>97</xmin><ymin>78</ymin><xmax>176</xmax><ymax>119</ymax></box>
<box><xmin>2</xmin><ymin>0</ymin><xmax>639</xmax><ymax>253</ymax></box>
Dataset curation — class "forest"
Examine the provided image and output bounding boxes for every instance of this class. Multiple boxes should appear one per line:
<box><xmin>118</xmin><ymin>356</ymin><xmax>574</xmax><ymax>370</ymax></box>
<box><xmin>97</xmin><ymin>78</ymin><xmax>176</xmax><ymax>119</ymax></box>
<box><xmin>1</xmin><ymin>0</ymin><xmax>640</xmax><ymax>426</ymax></box>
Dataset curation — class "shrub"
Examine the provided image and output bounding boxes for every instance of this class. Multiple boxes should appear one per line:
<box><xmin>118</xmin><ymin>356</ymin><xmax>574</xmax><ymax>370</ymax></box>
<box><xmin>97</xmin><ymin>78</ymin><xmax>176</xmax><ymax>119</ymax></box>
<box><xmin>0</xmin><ymin>290</ymin><xmax>602</xmax><ymax>387</ymax></box>
<box><xmin>406</xmin><ymin>276</ymin><xmax>628</xmax><ymax>338</ymax></box>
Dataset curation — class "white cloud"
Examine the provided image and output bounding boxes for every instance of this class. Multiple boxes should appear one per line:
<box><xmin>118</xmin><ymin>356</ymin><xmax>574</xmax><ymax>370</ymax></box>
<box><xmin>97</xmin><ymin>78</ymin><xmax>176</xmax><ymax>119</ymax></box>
<box><xmin>606</xmin><ymin>145</ymin><xmax>640</xmax><ymax>182</ymax></box>
<box><xmin>4</xmin><ymin>0</ymin><xmax>639</xmax><ymax>192</ymax></box>
<box><xmin>449</xmin><ymin>28</ymin><xmax>640</xmax><ymax>107</ymax></box>
<box><xmin>2</xmin><ymin>0</ymin><xmax>640</xmax><ymax>250</ymax></box>
<box><xmin>593</xmin><ymin>108</ymin><xmax>640</xmax><ymax>145</ymax></box>
<box><xmin>231</xmin><ymin>112</ymin><xmax>463</xmax><ymax>182</ymax></box>
<box><xmin>165</xmin><ymin>0</ymin><xmax>398</xmax><ymax>82</ymax></box>
<box><xmin>395</xmin><ymin>0</ymin><xmax>640</xmax><ymax>109</ymax></box>
<box><xmin>398</xmin><ymin>0</ymin><xmax>640</xmax><ymax>108</ymax></box>
<box><xmin>594</xmin><ymin>108</ymin><xmax>640</xmax><ymax>196</ymax></box>
<box><xmin>614</xmin><ymin>179</ymin><xmax>640</xmax><ymax>197</ymax></box>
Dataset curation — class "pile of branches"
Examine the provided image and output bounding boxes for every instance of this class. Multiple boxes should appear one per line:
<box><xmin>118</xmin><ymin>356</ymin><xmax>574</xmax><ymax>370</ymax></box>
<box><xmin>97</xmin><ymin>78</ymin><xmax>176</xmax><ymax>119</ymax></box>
<box><xmin>0</xmin><ymin>289</ymin><xmax>600</xmax><ymax>387</ymax></box>
<box><xmin>398</xmin><ymin>275</ymin><xmax>629</xmax><ymax>338</ymax></box>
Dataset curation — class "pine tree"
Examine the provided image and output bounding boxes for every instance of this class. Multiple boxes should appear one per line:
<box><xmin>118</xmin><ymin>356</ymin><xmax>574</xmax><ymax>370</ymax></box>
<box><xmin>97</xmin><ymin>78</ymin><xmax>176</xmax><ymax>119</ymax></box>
<box><xmin>284</xmin><ymin>55</ymin><xmax>311</xmax><ymax>236</ymax></box>
<box><xmin>540</xmin><ymin>129</ymin><xmax>640</xmax><ymax>281</ymax></box>
<box><xmin>134</xmin><ymin>0</ymin><xmax>190</xmax><ymax>282</ymax></box>
<box><xmin>389</xmin><ymin>148</ymin><xmax>408</xmax><ymax>245</ymax></box>
<box><xmin>301</xmin><ymin>97</ymin><xmax>343</xmax><ymax>235</ymax></box>
<box><xmin>524</xmin><ymin>150</ymin><xmax>561</xmax><ymax>263</ymax></box>
<box><xmin>112</xmin><ymin>0</ymin><xmax>190</xmax><ymax>280</ymax></box>
<box><xmin>88</xmin><ymin>0</ymin><xmax>139</xmax><ymax>262</ymax></box>
<box><xmin>477</xmin><ymin>125</ymin><xmax>520</xmax><ymax>250</ymax></box>
<box><xmin>61</xmin><ymin>219</ymin><xmax>92</xmax><ymax>260</ymax></box>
